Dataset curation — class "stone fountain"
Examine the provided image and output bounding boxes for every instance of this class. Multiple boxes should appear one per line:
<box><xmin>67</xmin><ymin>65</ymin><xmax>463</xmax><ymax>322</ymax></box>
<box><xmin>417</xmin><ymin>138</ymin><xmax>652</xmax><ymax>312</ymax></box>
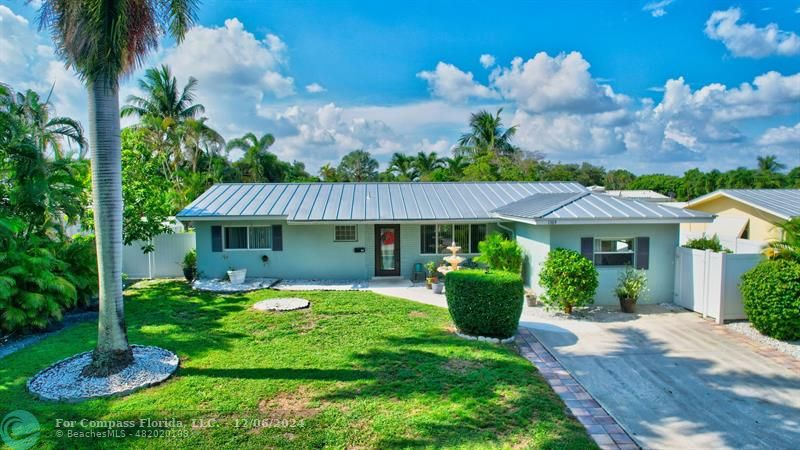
<box><xmin>437</xmin><ymin>241</ymin><xmax>464</xmax><ymax>276</ymax></box>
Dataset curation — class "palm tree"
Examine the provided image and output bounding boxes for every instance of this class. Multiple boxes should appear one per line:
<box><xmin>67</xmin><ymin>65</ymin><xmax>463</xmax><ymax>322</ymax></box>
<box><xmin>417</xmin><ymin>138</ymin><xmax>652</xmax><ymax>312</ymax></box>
<box><xmin>388</xmin><ymin>152</ymin><xmax>419</xmax><ymax>181</ymax></box>
<box><xmin>0</xmin><ymin>86</ymin><xmax>86</xmax><ymax>159</ymax></box>
<box><xmin>457</xmin><ymin>108</ymin><xmax>519</xmax><ymax>158</ymax></box>
<box><xmin>226</xmin><ymin>132</ymin><xmax>277</xmax><ymax>182</ymax></box>
<box><xmin>38</xmin><ymin>0</ymin><xmax>198</xmax><ymax>376</ymax></box>
<box><xmin>757</xmin><ymin>155</ymin><xmax>785</xmax><ymax>173</ymax></box>
<box><xmin>180</xmin><ymin>117</ymin><xmax>224</xmax><ymax>173</ymax></box>
<box><xmin>121</xmin><ymin>65</ymin><xmax>205</xmax><ymax>122</ymax></box>
<box><xmin>413</xmin><ymin>151</ymin><xmax>444</xmax><ymax>177</ymax></box>
<box><xmin>319</xmin><ymin>163</ymin><xmax>339</xmax><ymax>182</ymax></box>
<box><xmin>442</xmin><ymin>155</ymin><xmax>469</xmax><ymax>179</ymax></box>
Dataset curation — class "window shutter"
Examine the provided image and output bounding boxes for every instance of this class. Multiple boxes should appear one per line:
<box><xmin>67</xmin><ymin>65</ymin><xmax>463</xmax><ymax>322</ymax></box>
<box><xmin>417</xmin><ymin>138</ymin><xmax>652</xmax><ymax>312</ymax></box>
<box><xmin>635</xmin><ymin>237</ymin><xmax>650</xmax><ymax>270</ymax></box>
<box><xmin>211</xmin><ymin>226</ymin><xmax>222</xmax><ymax>252</ymax></box>
<box><xmin>272</xmin><ymin>225</ymin><xmax>283</xmax><ymax>251</ymax></box>
<box><xmin>580</xmin><ymin>237</ymin><xmax>594</xmax><ymax>262</ymax></box>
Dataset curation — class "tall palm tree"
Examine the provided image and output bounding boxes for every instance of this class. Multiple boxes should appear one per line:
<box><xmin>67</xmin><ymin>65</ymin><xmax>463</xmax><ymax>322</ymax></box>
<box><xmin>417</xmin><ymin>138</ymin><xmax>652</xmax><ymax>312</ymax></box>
<box><xmin>226</xmin><ymin>132</ymin><xmax>276</xmax><ymax>182</ymax></box>
<box><xmin>442</xmin><ymin>155</ymin><xmax>469</xmax><ymax>179</ymax></box>
<box><xmin>388</xmin><ymin>152</ymin><xmax>419</xmax><ymax>181</ymax></box>
<box><xmin>121</xmin><ymin>65</ymin><xmax>205</xmax><ymax>122</ymax></box>
<box><xmin>757</xmin><ymin>155</ymin><xmax>785</xmax><ymax>173</ymax></box>
<box><xmin>413</xmin><ymin>151</ymin><xmax>444</xmax><ymax>177</ymax></box>
<box><xmin>0</xmin><ymin>86</ymin><xmax>86</xmax><ymax>159</ymax></box>
<box><xmin>180</xmin><ymin>117</ymin><xmax>224</xmax><ymax>173</ymax></box>
<box><xmin>38</xmin><ymin>0</ymin><xmax>198</xmax><ymax>376</ymax></box>
<box><xmin>457</xmin><ymin>108</ymin><xmax>519</xmax><ymax>158</ymax></box>
<box><xmin>319</xmin><ymin>163</ymin><xmax>338</xmax><ymax>182</ymax></box>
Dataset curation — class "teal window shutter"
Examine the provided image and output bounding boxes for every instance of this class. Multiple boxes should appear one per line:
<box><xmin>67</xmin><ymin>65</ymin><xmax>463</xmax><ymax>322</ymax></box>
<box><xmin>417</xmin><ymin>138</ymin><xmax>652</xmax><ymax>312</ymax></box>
<box><xmin>272</xmin><ymin>225</ymin><xmax>283</xmax><ymax>251</ymax></box>
<box><xmin>211</xmin><ymin>226</ymin><xmax>222</xmax><ymax>252</ymax></box>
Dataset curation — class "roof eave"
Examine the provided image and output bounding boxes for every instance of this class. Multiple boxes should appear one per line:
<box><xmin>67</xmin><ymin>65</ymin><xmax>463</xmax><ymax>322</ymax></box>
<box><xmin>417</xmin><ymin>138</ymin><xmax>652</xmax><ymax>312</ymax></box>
<box><xmin>492</xmin><ymin>213</ymin><xmax>715</xmax><ymax>225</ymax></box>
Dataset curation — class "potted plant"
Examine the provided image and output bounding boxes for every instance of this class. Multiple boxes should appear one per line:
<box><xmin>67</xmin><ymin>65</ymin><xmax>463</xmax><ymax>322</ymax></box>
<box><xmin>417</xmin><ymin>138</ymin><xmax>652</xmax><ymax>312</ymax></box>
<box><xmin>182</xmin><ymin>249</ymin><xmax>197</xmax><ymax>282</ymax></box>
<box><xmin>424</xmin><ymin>261</ymin><xmax>437</xmax><ymax>289</ymax></box>
<box><xmin>615</xmin><ymin>266</ymin><xmax>647</xmax><ymax>313</ymax></box>
<box><xmin>433</xmin><ymin>277</ymin><xmax>444</xmax><ymax>294</ymax></box>
<box><xmin>227</xmin><ymin>267</ymin><xmax>247</xmax><ymax>285</ymax></box>
<box><xmin>525</xmin><ymin>288</ymin><xmax>538</xmax><ymax>306</ymax></box>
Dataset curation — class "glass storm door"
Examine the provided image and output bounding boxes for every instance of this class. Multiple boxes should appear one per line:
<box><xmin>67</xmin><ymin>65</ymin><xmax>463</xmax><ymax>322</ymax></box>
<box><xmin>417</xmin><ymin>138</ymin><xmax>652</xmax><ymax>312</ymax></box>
<box><xmin>375</xmin><ymin>225</ymin><xmax>401</xmax><ymax>276</ymax></box>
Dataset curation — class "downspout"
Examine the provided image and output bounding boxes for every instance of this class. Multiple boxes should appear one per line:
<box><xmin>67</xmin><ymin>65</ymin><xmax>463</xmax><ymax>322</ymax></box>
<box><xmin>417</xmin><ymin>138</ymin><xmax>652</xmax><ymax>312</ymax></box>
<box><xmin>497</xmin><ymin>222</ymin><xmax>515</xmax><ymax>239</ymax></box>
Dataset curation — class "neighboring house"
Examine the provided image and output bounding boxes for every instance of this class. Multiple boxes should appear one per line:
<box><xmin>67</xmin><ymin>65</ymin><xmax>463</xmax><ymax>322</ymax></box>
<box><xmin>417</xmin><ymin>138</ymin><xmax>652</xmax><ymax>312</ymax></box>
<box><xmin>685</xmin><ymin>189</ymin><xmax>800</xmax><ymax>242</ymax></box>
<box><xmin>588</xmin><ymin>186</ymin><xmax>673</xmax><ymax>202</ymax></box>
<box><xmin>177</xmin><ymin>182</ymin><xmax>712</xmax><ymax>305</ymax></box>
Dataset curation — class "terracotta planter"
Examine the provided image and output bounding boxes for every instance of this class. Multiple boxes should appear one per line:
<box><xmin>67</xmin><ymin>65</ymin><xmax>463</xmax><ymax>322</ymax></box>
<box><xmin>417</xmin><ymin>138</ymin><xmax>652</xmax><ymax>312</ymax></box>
<box><xmin>619</xmin><ymin>297</ymin><xmax>636</xmax><ymax>313</ymax></box>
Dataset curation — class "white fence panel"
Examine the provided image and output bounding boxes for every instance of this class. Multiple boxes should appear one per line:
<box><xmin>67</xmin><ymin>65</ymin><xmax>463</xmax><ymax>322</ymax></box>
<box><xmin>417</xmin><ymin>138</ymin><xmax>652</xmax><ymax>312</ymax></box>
<box><xmin>123</xmin><ymin>232</ymin><xmax>196</xmax><ymax>279</ymax></box>
<box><xmin>682</xmin><ymin>232</ymin><xmax>765</xmax><ymax>254</ymax></box>
<box><xmin>673</xmin><ymin>247</ymin><xmax>762</xmax><ymax>323</ymax></box>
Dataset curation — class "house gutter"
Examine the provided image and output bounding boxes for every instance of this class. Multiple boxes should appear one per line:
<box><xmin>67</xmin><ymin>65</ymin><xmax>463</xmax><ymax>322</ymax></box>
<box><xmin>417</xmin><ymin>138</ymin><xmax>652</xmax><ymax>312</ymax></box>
<box><xmin>497</xmin><ymin>222</ymin><xmax>516</xmax><ymax>238</ymax></box>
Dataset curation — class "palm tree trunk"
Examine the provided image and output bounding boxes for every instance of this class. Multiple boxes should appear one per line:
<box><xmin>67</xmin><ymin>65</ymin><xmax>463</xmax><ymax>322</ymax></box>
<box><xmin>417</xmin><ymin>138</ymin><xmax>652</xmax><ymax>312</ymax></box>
<box><xmin>83</xmin><ymin>73</ymin><xmax>133</xmax><ymax>377</ymax></box>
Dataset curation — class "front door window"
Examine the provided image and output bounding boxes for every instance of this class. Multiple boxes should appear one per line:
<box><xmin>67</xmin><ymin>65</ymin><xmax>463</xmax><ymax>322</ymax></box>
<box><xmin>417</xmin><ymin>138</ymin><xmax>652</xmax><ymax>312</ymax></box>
<box><xmin>375</xmin><ymin>225</ymin><xmax>400</xmax><ymax>276</ymax></box>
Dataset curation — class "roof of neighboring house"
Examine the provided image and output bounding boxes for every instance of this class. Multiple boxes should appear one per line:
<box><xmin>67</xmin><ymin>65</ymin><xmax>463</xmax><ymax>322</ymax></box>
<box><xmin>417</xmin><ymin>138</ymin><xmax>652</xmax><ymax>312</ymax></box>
<box><xmin>492</xmin><ymin>192</ymin><xmax>712</xmax><ymax>224</ymax></box>
<box><xmin>177</xmin><ymin>182</ymin><xmax>587</xmax><ymax>222</ymax></box>
<box><xmin>687</xmin><ymin>189</ymin><xmax>800</xmax><ymax>220</ymax></box>
<box><xmin>589</xmin><ymin>186</ymin><xmax>672</xmax><ymax>201</ymax></box>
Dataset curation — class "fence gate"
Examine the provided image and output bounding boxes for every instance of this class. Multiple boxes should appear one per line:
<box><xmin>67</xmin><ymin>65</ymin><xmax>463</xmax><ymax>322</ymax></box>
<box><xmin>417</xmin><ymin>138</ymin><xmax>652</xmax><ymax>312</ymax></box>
<box><xmin>122</xmin><ymin>232</ymin><xmax>196</xmax><ymax>279</ymax></box>
<box><xmin>673</xmin><ymin>247</ymin><xmax>761</xmax><ymax>323</ymax></box>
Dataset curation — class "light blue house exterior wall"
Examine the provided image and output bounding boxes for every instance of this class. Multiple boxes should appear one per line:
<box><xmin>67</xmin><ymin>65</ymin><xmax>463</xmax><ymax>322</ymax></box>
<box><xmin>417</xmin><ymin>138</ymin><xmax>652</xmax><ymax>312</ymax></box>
<box><xmin>514</xmin><ymin>223</ymin><xmax>679</xmax><ymax>305</ymax></box>
<box><xmin>195</xmin><ymin>221</ymin><xmax>498</xmax><ymax>280</ymax></box>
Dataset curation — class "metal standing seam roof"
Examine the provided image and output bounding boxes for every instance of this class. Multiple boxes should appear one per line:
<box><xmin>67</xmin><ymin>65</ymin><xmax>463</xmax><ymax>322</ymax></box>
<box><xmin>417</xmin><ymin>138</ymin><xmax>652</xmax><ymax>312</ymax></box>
<box><xmin>492</xmin><ymin>192</ymin><xmax>713</xmax><ymax>223</ymax></box>
<box><xmin>688</xmin><ymin>189</ymin><xmax>800</xmax><ymax>220</ymax></box>
<box><xmin>177</xmin><ymin>182</ymin><xmax>588</xmax><ymax>221</ymax></box>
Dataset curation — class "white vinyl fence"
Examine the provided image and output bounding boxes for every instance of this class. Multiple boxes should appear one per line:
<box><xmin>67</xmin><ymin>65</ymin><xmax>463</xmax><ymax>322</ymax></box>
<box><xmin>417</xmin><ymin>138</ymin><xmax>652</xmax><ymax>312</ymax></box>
<box><xmin>682</xmin><ymin>231</ymin><xmax>766</xmax><ymax>254</ymax></box>
<box><xmin>673</xmin><ymin>247</ymin><xmax>762</xmax><ymax>323</ymax></box>
<box><xmin>122</xmin><ymin>232</ymin><xmax>196</xmax><ymax>279</ymax></box>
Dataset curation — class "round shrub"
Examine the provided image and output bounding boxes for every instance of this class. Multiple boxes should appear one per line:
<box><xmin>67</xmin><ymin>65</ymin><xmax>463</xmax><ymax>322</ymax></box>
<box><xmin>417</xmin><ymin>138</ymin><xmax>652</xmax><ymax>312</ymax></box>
<box><xmin>444</xmin><ymin>269</ymin><xmax>524</xmax><ymax>339</ymax></box>
<box><xmin>539</xmin><ymin>248</ymin><xmax>599</xmax><ymax>313</ymax></box>
<box><xmin>740</xmin><ymin>259</ymin><xmax>800</xmax><ymax>341</ymax></box>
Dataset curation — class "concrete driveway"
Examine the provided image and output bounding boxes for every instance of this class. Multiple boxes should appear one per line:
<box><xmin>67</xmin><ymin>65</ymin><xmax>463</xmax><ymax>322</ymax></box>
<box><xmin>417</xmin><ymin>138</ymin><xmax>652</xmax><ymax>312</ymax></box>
<box><xmin>520</xmin><ymin>306</ymin><xmax>800</xmax><ymax>449</ymax></box>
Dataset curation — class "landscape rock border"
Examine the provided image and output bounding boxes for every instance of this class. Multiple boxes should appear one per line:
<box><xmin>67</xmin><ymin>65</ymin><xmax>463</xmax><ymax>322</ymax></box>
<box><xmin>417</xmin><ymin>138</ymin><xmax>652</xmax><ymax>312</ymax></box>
<box><xmin>456</xmin><ymin>331</ymin><xmax>516</xmax><ymax>344</ymax></box>
<box><xmin>27</xmin><ymin>345</ymin><xmax>179</xmax><ymax>402</ymax></box>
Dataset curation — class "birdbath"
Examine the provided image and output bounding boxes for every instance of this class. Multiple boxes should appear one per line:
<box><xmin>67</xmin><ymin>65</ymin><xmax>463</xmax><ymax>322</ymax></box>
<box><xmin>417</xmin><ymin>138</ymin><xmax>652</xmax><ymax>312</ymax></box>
<box><xmin>437</xmin><ymin>241</ymin><xmax>465</xmax><ymax>277</ymax></box>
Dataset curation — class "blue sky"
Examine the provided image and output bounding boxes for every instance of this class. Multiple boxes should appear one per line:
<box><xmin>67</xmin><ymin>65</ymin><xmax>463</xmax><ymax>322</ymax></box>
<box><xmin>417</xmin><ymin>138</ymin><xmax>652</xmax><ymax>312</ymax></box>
<box><xmin>2</xmin><ymin>0</ymin><xmax>799</xmax><ymax>173</ymax></box>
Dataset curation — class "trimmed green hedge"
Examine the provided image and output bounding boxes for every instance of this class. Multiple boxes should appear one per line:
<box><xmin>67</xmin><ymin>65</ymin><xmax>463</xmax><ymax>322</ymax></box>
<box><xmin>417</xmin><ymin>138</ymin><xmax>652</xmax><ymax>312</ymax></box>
<box><xmin>444</xmin><ymin>269</ymin><xmax>524</xmax><ymax>339</ymax></box>
<box><xmin>740</xmin><ymin>259</ymin><xmax>800</xmax><ymax>341</ymax></box>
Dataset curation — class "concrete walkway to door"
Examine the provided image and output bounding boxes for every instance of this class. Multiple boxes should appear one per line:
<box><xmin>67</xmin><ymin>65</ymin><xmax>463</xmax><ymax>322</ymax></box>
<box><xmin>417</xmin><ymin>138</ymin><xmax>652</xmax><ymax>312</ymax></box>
<box><xmin>521</xmin><ymin>305</ymin><xmax>800</xmax><ymax>449</ymax></box>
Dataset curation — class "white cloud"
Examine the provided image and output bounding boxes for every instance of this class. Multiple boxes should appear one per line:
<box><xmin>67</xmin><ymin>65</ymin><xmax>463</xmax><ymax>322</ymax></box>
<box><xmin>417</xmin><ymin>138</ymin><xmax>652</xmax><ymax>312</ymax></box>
<box><xmin>705</xmin><ymin>7</ymin><xmax>800</xmax><ymax>58</ymax></box>
<box><xmin>643</xmin><ymin>0</ymin><xmax>674</xmax><ymax>18</ymax></box>
<box><xmin>417</xmin><ymin>62</ymin><xmax>497</xmax><ymax>102</ymax></box>
<box><xmin>305</xmin><ymin>83</ymin><xmax>326</xmax><ymax>93</ymax></box>
<box><xmin>479</xmin><ymin>54</ymin><xmax>496</xmax><ymax>68</ymax></box>
<box><xmin>758</xmin><ymin>122</ymin><xmax>800</xmax><ymax>146</ymax></box>
<box><xmin>490</xmin><ymin>51</ymin><xmax>626</xmax><ymax>114</ymax></box>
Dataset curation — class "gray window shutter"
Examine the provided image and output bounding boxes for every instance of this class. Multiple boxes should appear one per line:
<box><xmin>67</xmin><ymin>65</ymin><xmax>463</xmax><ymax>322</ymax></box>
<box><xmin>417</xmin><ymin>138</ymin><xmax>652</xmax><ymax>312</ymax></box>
<box><xmin>211</xmin><ymin>226</ymin><xmax>222</xmax><ymax>252</ymax></box>
<box><xmin>272</xmin><ymin>225</ymin><xmax>283</xmax><ymax>251</ymax></box>
<box><xmin>580</xmin><ymin>237</ymin><xmax>594</xmax><ymax>262</ymax></box>
<box><xmin>635</xmin><ymin>237</ymin><xmax>650</xmax><ymax>270</ymax></box>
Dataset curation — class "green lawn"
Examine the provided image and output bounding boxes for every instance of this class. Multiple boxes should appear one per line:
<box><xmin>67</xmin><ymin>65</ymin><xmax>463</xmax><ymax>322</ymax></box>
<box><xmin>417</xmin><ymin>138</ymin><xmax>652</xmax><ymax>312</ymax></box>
<box><xmin>0</xmin><ymin>281</ymin><xmax>594</xmax><ymax>449</ymax></box>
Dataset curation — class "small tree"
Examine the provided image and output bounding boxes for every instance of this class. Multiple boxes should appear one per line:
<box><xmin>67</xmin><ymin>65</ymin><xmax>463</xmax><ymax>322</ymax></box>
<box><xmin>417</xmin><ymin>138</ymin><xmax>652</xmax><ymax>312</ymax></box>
<box><xmin>539</xmin><ymin>248</ymin><xmax>598</xmax><ymax>314</ymax></box>
<box><xmin>474</xmin><ymin>232</ymin><xmax>524</xmax><ymax>273</ymax></box>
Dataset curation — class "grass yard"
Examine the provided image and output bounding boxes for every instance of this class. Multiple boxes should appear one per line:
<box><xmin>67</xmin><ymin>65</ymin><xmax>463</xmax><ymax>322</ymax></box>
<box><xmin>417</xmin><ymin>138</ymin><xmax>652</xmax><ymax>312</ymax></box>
<box><xmin>0</xmin><ymin>281</ymin><xmax>594</xmax><ymax>449</ymax></box>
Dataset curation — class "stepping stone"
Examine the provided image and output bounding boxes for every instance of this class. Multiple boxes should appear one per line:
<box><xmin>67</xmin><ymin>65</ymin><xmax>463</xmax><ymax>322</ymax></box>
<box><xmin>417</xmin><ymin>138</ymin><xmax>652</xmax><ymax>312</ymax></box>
<box><xmin>252</xmin><ymin>298</ymin><xmax>310</xmax><ymax>312</ymax></box>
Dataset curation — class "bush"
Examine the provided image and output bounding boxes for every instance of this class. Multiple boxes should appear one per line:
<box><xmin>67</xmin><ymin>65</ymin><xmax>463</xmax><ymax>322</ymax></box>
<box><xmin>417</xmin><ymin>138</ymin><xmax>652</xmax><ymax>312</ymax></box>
<box><xmin>539</xmin><ymin>248</ymin><xmax>599</xmax><ymax>313</ymax></box>
<box><xmin>683</xmin><ymin>234</ymin><xmax>730</xmax><ymax>253</ymax></box>
<box><xmin>474</xmin><ymin>232</ymin><xmax>524</xmax><ymax>273</ymax></box>
<box><xmin>445</xmin><ymin>269</ymin><xmax>524</xmax><ymax>338</ymax></box>
<box><xmin>183</xmin><ymin>249</ymin><xmax>197</xmax><ymax>270</ymax></box>
<box><xmin>740</xmin><ymin>259</ymin><xmax>800</xmax><ymax>340</ymax></box>
<box><xmin>57</xmin><ymin>235</ymin><xmax>98</xmax><ymax>307</ymax></box>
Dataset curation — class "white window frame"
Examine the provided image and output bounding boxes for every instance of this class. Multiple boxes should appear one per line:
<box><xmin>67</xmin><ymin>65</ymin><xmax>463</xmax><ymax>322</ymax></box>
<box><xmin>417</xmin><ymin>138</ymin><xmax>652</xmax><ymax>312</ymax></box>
<box><xmin>334</xmin><ymin>225</ymin><xmax>358</xmax><ymax>242</ymax></box>
<box><xmin>223</xmin><ymin>225</ymin><xmax>272</xmax><ymax>251</ymax></box>
<box><xmin>420</xmin><ymin>224</ymin><xmax>486</xmax><ymax>255</ymax></box>
<box><xmin>593</xmin><ymin>237</ymin><xmax>635</xmax><ymax>267</ymax></box>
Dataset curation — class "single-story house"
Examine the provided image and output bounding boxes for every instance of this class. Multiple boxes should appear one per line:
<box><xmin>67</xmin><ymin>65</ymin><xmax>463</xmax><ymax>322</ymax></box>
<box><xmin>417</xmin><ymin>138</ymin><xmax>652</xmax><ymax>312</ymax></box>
<box><xmin>684</xmin><ymin>189</ymin><xmax>800</xmax><ymax>242</ymax></box>
<box><xmin>177</xmin><ymin>182</ymin><xmax>712</xmax><ymax>305</ymax></box>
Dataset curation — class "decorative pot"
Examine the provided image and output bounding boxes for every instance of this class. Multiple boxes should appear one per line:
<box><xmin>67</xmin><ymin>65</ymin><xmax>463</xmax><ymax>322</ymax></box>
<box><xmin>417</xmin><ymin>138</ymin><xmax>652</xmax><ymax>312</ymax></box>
<box><xmin>433</xmin><ymin>282</ymin><xmax>444</xmax><ymax>294</ymax></box>
<box><xmin>525</xmin><ymin>292</ymin><xmax>537</xmax><ymax>307</ymax></box>
<box><xmin>619</xmin><ymin>297</ymin><xmax>636</xmax><ymax>313</ymax></box>
<box><xmin>227</xmin><ymin>269</ymin><xmax>247</xmax><ymax>285</ymax></box>
<box><xmin>183</xmin><ymin>267</ymin><xmax>195</xmax><ymax>282</ymax></box>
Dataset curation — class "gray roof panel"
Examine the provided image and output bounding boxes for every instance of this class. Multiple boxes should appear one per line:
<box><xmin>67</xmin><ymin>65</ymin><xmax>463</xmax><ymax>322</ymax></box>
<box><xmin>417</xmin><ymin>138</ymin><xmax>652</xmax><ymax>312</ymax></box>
<box><xmin>689</xmin><ymin>189</ymin><xmax>800</xmax><ymax>220</ymax></box>
<box><xmin>178</xmin><ymin>182</ymin><xmax>588</xmax><ymax>221</ymax></box>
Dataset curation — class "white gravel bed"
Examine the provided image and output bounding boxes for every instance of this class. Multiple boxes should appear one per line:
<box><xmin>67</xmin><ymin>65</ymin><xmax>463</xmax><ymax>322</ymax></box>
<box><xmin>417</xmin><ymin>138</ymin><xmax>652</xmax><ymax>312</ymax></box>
<box><xmin>27</xmin><ymin>345</ymin><xmax>179</xmax><ymax>402</ymax></box>
<box><xmin>272</xmin><ymin>279</ymin><xmax>369</xmax><ymax>291</ymax></box>
<box><xmin>725</xmin><ymin>321</ymin><xmax>800</xmax><ymax>360</ymax></box>
<box><xmin>253</xmin><ymin>298</ymin><xmax>310</xmax><ymax>312</ymax></box>
<box><xmin>525</xmin><ymin>303</ymin><xmax>684</xmax><ymax>323</ymax></box>
<box><xmin>192</xmin><ymin>278</ymin><xmax>279</xmax><ymax>292</ymax></box>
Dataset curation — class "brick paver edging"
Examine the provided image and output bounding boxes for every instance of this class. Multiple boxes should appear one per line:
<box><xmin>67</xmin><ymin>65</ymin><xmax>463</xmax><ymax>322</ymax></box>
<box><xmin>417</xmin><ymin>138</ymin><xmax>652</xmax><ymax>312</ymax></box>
<box><xmin>706</xmin><ymin>323</ymin><xmax>800</xmax><ymax>375</ymax></box>
<box><xmin>516</xmin><ymin>328</ymin><xmax>639</xmax><ymax>450</ymax></box>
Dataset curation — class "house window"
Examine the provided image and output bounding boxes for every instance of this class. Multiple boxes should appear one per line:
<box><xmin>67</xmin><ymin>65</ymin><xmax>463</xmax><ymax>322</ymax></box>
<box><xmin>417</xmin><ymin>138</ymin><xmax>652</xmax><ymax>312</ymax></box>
<box><xmin>594</xmin><ymin>238</ymin><xmax>634</xmax><ymax>266</ymax></box>
<box><xmin>224</xmin><ymin>225</ymin><xmax>271</xmax><ymax>250</ymax></box>
<box><xmin>334</xmin><ymin>225</ymin><xmax>357</xmax><ymax>242</ymax></box>
<box><xmin>420</xmin><ymin>224</ymin><xmax>489</xmax><ymax>254</ymax></box>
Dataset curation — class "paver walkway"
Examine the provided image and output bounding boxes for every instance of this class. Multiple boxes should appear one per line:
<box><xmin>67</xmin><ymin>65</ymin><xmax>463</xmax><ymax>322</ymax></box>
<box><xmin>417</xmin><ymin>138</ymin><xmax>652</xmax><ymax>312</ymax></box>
<box><xmin>520</xmin><ymin>306</ymin><xmax>800</xmax><ymax>449</ymax></box>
